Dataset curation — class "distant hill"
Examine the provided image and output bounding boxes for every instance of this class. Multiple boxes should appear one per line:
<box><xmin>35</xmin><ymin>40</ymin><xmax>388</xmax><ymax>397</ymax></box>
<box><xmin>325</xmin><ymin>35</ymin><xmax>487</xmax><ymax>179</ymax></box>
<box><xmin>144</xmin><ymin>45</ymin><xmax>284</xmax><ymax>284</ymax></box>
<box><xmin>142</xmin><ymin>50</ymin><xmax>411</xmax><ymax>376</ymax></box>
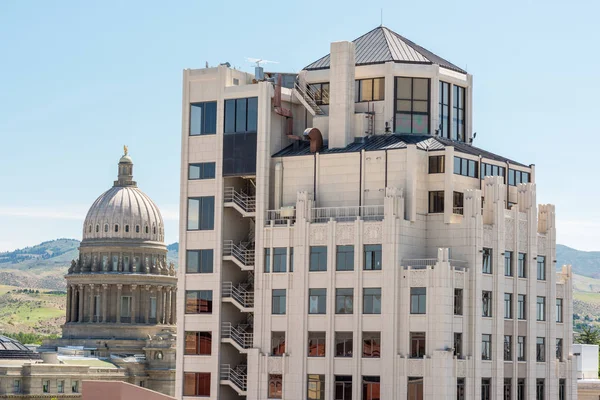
<box><xmin>556</xmin><ymin>244</ymin><xmax>600</xmax><ymax>278</ymax></box>
<box><xmin>0</xmin><ymin>239</ymin><xmax>179</xmax><ymax>290</ymax></box>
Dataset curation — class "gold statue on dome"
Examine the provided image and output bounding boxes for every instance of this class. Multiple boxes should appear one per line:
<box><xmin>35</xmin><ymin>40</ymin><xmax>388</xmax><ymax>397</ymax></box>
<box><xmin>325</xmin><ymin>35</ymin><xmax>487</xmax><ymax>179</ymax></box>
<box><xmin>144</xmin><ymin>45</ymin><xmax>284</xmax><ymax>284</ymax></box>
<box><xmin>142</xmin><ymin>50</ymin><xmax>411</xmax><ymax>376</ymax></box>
<box><xmin>124</xmin><ymin>145</ymin><xmax>128</xmax><ymax>156</ymax></box>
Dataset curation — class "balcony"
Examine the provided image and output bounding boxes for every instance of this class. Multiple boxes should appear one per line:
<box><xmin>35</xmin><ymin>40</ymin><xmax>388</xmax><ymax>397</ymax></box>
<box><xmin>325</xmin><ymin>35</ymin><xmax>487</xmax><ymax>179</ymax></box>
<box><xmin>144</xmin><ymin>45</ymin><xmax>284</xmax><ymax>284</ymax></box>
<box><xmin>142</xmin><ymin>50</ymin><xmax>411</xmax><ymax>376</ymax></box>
<box><xmin>402</xmin><ymin>258</ymin><xmax>468</xmax><ymax>271</ymax></box>
<box><xmin>453</xmin><ymin>207</ymin><xmax>463</xmax><ymax>215</ymax></box>
<box><xmin>265</xmin><ymin>205</ymin><xmax>384</xmax><ymax>225</ymax></box>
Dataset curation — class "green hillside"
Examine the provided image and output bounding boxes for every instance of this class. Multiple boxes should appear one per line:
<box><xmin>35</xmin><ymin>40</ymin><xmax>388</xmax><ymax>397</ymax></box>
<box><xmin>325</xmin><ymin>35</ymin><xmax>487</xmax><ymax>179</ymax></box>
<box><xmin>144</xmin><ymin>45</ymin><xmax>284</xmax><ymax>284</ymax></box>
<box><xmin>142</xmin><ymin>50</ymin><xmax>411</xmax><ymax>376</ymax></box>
<box><xmin>557</xmin><ymin>244</ymin><xmax>600</xmax><ymax>278</ymax></box>
<box><xmin>0</xmin><ymin>239</ymin><xmax>179</xmax><ymax>290</ymax></box>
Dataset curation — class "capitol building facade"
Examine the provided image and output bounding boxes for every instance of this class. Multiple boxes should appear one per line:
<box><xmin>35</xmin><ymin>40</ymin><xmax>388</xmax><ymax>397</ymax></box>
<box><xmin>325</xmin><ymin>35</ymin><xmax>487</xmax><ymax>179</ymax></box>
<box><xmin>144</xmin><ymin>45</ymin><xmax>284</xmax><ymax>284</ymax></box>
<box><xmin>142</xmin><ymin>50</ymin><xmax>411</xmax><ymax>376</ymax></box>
<box><xmin>0</xmin><ymin>151</ymin><xmax>177</xmax><ymax>398</ymax></box>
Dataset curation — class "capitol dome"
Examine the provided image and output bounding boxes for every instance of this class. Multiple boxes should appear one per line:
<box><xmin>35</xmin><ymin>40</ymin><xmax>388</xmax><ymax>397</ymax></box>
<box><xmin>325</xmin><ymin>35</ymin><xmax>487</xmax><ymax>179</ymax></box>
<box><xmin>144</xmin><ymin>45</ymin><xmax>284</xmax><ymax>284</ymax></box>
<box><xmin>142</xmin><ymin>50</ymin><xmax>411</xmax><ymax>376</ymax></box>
<box><xmin>82</xmin><ymin>151</ymin><xmax>164</xmax><ymax>242</ymax></box>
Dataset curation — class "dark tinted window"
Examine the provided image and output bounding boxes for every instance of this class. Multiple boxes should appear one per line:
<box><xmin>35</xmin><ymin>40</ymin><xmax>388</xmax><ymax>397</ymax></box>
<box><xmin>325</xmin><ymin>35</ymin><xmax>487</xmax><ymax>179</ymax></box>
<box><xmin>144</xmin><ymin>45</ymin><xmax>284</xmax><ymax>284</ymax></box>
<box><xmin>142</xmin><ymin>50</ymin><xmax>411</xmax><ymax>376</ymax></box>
<box><xmin>189</xmin><ymin>162</ymin><xmax>216</xmax><ymax>180</ymax></box>
<box><xmin>190</xmin><ymin>102</ymin><xmax>217</xmax><ymax>135</ymax></box>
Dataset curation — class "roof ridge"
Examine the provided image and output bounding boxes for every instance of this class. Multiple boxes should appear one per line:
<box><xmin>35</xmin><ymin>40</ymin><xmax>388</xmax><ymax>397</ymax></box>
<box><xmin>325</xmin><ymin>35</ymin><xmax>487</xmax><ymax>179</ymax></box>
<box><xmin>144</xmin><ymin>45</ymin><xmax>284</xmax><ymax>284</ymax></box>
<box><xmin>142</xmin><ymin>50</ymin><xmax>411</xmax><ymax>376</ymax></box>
<box><xmin>385</xmin><ymin>28</ymin><xmax>466</xmax><ymax>73</ymax></box>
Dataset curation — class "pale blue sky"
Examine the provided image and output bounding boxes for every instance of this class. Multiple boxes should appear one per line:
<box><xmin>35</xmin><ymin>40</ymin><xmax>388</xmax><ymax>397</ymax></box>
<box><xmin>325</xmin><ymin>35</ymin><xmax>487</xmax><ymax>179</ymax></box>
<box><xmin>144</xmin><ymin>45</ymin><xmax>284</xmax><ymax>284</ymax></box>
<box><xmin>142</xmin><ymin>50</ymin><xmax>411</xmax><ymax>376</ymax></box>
<box><xmin>0</xmin><ymin>0</ymin><xmax>598</xmax><ymax>252</ymax></box>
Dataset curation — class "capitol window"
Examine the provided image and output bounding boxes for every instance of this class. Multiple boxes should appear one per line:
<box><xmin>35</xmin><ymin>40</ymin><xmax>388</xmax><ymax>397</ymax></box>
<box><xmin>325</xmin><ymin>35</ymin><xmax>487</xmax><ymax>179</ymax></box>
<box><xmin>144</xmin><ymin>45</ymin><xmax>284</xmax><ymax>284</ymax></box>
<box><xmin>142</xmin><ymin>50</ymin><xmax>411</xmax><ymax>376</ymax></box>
<box><xmin>104</xmin><ymin>224</ymin><xmax>108</xmax><ymax>232</ymax></box>
<box><xmin>136</xmin><ymin>225</ymin><xmax>140</xmax><ymax>233</ymax></box>
<box><xmin>125</xmin><ymin>225</ymin><xmax>130</xmax><ymax>233</ymax></box>
<box><xmin>95</xmin><ymin>225</ymin><xmax>99</xmax><ymax>233</ymax></box>
<box><xmin>155</xmin><ymin>351</ymin><xmax>163</xmax><ymax>360</ymax></box>
<box><xmin>114</xmin><ymin>224</ymin><xmax>119</xmax><ymax>233</ymax></box>
<box><xmin>145</xmin><ymin>226</ymin><xmax>149</xmax><ymax>234</ymax></box>
<box><xmin>88</xmin><ymin>225</ymin><xmax>92</xmax><ymax>233</ymax></box>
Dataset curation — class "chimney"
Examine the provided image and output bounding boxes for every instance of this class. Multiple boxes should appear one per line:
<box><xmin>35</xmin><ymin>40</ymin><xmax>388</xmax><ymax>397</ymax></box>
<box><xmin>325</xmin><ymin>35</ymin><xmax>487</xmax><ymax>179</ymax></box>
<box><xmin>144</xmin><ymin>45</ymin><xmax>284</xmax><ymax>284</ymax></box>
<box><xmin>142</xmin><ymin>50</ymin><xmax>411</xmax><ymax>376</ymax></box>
<box><xmin>328</xmin><ymin>41</ymin><xmax>355</xmax><ymax>149</ymax></box>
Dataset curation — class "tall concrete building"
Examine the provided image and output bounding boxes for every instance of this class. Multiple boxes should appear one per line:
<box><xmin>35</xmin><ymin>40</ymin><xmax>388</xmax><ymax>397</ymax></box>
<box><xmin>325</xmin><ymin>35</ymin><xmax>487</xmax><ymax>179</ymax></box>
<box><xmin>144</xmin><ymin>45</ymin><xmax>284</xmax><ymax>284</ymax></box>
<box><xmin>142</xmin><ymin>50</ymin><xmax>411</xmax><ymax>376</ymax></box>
<box><xmin>176</xmin><ymin>27</ymin><xmax>575</xmax><ymax>400</ymax></box>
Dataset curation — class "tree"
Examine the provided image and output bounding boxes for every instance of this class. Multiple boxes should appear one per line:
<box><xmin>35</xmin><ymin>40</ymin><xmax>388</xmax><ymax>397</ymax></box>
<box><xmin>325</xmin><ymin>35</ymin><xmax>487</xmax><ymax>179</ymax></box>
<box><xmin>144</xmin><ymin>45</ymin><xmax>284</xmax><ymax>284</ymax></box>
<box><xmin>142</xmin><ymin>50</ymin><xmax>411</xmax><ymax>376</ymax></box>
<box><xmin>577</xmin><ymin>325</ymin><xmax>600</xmax><ymax>345</ymax></box>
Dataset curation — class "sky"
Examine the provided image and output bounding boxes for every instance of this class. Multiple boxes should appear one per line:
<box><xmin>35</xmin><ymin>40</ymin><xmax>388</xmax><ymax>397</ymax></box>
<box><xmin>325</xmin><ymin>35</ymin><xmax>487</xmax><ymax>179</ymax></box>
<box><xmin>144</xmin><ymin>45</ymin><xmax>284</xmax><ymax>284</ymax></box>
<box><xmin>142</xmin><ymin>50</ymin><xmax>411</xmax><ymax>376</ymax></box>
<box><xmin>0</xmin><ymin>0</ymin><xmax>599</xmax><ymax>252</ymax></box>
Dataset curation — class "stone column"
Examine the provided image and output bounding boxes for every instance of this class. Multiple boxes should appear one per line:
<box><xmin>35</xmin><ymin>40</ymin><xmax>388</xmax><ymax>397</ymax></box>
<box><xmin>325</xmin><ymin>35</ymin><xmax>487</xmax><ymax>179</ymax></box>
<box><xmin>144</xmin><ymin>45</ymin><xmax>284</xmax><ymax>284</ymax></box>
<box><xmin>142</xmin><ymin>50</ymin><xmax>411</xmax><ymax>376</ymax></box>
<box><xmin>65</xmin><ymin>285</ymin><xmax>71</xmax><ymax>323</ymax></box>
<box><xmin>170</xmin><ymin>286</ymin><xmax>177</xmax><ymax>324</ymax></box>
<box><xmin>144</xmin><ymin>285</ymin><xmax>151</xmax><ymax>323</ymax></box>
<box><xmin>165</xmin><ymin>287</ymin><xmax>172</xmax><ymax>325</ymax></box>
<box><xmin>116</xmin><ymin>284</ymin><xmax>122</xmax><ymax>323</ymax></box>
<box><xmin>70</xmin><ymin>285</ymin><xmax>77</xmax><ymax>322</ymax></box>
<box><xmin>102</xmin><ymin>284</ymin><xmax>108</xmax><ymax>323</ymax></box>
<box><xmin>88</xmin><ymin>284</ymin><xmax>95</xmax><ymax>322</ymax></box>
<box><xmin>77</xmin><ymin>284</ymin><xmax>84</xmax><ymax>323</ymax></box>
<box><xmin>131</xmin><ymin>284</ymin><xmax>137</xmax><ymax>324</ymax></box>
<box><xmin>171</xmin><ymin>286</ymin><xmax>177</xmax><ymax>325</ymax></box>
<box><xmin>157</xmin><ymin>286</ymin><xmax>163</xmax><ymax>324</ymax></box>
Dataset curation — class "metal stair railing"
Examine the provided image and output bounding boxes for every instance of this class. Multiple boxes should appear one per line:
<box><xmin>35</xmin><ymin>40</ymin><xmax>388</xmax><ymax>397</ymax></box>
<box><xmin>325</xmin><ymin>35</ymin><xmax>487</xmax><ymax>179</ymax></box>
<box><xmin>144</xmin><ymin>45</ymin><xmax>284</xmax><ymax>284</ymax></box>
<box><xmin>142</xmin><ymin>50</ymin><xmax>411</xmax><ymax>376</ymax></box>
<box><xmin>221</xmin><ymin>322</ymin><xmax>253</xmax><ymax>349</ymax></box>
<box><xmin>294</xmin><ymin>82</ymin><xmax>325</xmax><ymax>115</ymax></box>
<box><xmin>220</xmin><ymin>364</ymin><xmax>248</xmax><ymax>392</ymax></box>
<box><xmin>224</xmin><ymin>187</ymin><xmax>256</xmax><ymax>214</ymax></box>
<box><xmin>223</xmin><ymin>240</ymin><xmax>255</xmax><ymax>267</ymax></box>
<box><xmin>222</xmin><ymin>282</ymin><xmax>254</xmax><ymax>309</ymax></box>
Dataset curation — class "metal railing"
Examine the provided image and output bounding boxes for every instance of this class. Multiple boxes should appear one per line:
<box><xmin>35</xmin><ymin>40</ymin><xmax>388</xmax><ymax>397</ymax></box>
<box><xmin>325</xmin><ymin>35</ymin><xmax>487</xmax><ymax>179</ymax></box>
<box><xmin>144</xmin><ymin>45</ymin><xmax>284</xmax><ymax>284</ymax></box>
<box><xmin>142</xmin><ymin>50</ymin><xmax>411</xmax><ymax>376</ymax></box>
<box><xmin>402</xmin><ymin>258</ymin><xmax>469</xmax><ymax>270</ymax></box>
<box><xmin>222</xmin><ymin>282</ymin><xmax>254</xmax><ymax>309</ymax></box>
<box><xmin>221</xmin><ymin>322</ymin><xmax>253</xmax><ymax>349</ymax></box>
<box><xmin>266</xmin><ymin>208</ymin><xmax>296</xmax><ymax>226</ymax></box>
<box><xmin>220</xmin><ymin>364</ymin><xmax>248</xmax><ymax>392</ymax></box>
<box><xmin>453</xmin><ymin>207</ymin><xmax>464</xmax><ymax>215</ymax></box>
<box><xmin>224</xmin><ymin>187</ymin><xmax>256</xmax><ymax>214</ymax></box>
<box><xmin>311</xmin><ymin>205</ymin><xmax>384</xmax><ymax>223</ymax></box>
<box><xmin>223</xmin><ymin>240</ymin><xmax>255</xmax><ymax>267</ymax></box>
<box><xmin>294</xmin><ymin>82</ymin><xmax>325</xmax><ymax>115</ymax></box>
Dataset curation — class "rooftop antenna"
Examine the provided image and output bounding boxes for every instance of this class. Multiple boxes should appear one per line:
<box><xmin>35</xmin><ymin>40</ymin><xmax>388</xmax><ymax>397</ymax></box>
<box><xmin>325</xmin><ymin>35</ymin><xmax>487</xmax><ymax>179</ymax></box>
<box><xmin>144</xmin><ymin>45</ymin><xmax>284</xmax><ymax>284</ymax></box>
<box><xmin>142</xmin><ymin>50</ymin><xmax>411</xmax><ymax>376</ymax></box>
<box><xmin>246</xmin><ymin>57</ymin><xmax>279</xmax><ymax>81</ymax></box>
<box><xmin>380</xmin><ymin>9</ymin><xmax>383</xmax><ymax>26</ymax></box>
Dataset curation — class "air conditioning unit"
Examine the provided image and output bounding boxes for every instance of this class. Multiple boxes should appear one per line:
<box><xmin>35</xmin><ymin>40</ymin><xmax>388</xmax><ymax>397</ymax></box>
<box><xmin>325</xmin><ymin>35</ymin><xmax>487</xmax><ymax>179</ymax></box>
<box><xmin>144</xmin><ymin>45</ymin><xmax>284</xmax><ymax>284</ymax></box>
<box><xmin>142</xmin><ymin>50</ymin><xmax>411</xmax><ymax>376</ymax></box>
<box><xmin>280</xmin><ymin>206</ymin><xmax>295</xmax><ymax>217</ymax></box>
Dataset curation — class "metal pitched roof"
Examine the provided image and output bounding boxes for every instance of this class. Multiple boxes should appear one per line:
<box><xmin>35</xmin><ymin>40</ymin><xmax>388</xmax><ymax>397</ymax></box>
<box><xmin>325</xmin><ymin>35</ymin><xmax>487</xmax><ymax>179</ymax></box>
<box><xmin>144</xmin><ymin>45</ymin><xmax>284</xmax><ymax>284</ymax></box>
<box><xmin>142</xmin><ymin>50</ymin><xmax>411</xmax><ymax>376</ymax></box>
<box><xmin>272</xmin><ymin>134</ymin><xmax>527</xmax><ymax>167</ymax></box>
<box><xmin>304</xmin><ymin>26</ymin><xmax>466</xmax><ymax>74</ymax></box>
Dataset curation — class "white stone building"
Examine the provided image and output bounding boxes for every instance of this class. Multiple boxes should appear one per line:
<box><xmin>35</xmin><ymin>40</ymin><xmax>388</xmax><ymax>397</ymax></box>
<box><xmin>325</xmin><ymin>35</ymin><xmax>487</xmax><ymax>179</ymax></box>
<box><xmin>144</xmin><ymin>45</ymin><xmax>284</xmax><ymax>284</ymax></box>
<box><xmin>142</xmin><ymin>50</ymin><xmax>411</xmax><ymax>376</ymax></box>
<box><xmin>176</xmin><ymin>26</ymin><xmax>575</xmax><ymax>400</ymax></box>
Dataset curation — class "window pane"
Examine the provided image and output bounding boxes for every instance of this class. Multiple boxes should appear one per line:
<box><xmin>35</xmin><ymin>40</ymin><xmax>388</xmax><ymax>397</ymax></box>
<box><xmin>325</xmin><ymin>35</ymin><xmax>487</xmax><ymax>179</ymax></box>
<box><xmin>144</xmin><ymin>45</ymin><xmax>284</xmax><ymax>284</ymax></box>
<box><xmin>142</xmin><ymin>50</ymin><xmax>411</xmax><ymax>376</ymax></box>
<box><xmin>413</xmin><ymin>78</ymin><xmax>428</xmax><ymax>100</ymax></box>
<box><xmin>204</xmin><ymin>101</ymin><xmax>217</xmax><ymax>134</ymax></box>
<box><xmin>224</xmin><ymin>99</ymin><xmax>236</xmax><ymax>133</ymax></box>
<box><xmin>374</xmin><ymin>78</ymin><xmax>385</xmax><ymax>100</ymax></box>
<box><xmin>187</xmin><ymin>198</ymin><xmax>199</xmax><ymax>230</ymax></box>
<box><xmin>396</xmin><ymin>77</ymin><xmax>412</xmax><ymax>99</ymax></box>
<box><xmin>247</xmin><ymin>97</ymin><xmax>258</xmax><ymax>132</ymax></box>
<box><xmin>235</xmin><ymin>98</ymin><xmax>247</xmax><ymax>133</ymax></box>
<box><xmin>189</xmin><ymin>164</ymin><xmax>201</xmax><ymax>180</ymax></box>
<box><xmin>360</xmin><ymin>79</ymin><xmax>373</xmax><ymax>101</ymax></box>
<box><xmin>190</xmin><ymin>104</ymin><xmax>203</xmax><ymax>136</ymax></box>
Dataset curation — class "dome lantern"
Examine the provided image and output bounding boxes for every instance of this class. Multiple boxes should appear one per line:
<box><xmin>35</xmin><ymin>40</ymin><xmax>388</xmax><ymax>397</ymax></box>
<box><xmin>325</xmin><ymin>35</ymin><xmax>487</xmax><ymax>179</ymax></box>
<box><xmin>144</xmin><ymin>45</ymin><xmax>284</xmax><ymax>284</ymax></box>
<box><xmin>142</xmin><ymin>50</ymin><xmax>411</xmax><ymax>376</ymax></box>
<box><xmin>114</xmin><ymin>145</ymin><xmax>136</xmax><ymax>187</ymax></box>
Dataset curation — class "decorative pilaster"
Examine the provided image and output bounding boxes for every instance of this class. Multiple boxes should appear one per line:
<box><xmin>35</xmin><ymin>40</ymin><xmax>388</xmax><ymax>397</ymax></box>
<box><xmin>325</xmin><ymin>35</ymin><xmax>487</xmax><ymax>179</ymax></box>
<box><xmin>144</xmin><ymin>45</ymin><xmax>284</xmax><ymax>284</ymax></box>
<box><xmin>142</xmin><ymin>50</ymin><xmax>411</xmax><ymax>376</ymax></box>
<box><xmin>131</xmin><ymin>284</ymin><xmax>137</xmax><ymax>324</ymax></box>
<box><xmin>77</xmin><ymin>284</ymin><xmax>84</xmax><ymax>323</ymax></box>
<box><xmin>116</xmin><ymin>284</ymin><xmax>122</xmax><ymax>323</ymax></box>
<box><xmin>88</xmin><ymin>284</ymin><xmax>95</xmax><ymax>322</ymax></box>
<box><xmin>102</xmin><ymin>284</ymin><xmax>108</xmax><ymax>323</ymax></box>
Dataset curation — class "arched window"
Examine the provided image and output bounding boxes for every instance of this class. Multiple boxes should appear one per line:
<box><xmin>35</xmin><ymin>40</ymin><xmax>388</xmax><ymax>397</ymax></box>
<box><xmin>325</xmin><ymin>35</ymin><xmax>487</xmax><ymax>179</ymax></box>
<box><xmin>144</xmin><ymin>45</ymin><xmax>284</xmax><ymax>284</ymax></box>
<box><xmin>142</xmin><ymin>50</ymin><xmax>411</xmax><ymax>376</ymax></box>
<box><xmin>114</xmin><ymin>224</ymin><xmax>119</xmax><ymax>233</ymax></box>
<box><xmin>104</xmin><ymin>224</ymin><xmax>108</xmax><ymax>233</ymax></box>
<box><xmin>145</xmin><ymin>226</ymin><xmax>149</xmax><ymax>234</ymax></box>
<box><xmin>155</xmin><ymin>351</ymin><xmax>163</xmax><ymax>360</ymax></box>
<box><xmin>95</xmin><ymin>225</ymin><xmax>99</xmax><ymax>233</ymax></box>
<box><xmin>136</xmin><ymin>225</ymin><xmax>140</xmax><ymax>233</ymax></box>
<box><xmin>125</xmin><ymin>225</ymin><xmax>130</xmax><ymax>233</ymax></box>
<box><xmin>88</xmin><ymin>225</ymin><xmax>92</xmax><ymax>233</ymax></box>
<box><xmin>153</xmin><ymin>226</ymin><xmax>156</xmax><ymax>234</ymax></box>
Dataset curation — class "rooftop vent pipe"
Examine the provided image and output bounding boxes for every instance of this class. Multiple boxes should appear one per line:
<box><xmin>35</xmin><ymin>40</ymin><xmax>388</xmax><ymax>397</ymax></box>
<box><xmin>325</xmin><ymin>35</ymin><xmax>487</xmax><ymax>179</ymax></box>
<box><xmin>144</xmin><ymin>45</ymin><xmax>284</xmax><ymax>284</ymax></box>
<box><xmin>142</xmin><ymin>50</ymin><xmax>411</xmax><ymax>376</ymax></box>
<box><xmin>303</xmin><ymin>128</ymin><xmax>323</xmax><ymax>153</ymax></box>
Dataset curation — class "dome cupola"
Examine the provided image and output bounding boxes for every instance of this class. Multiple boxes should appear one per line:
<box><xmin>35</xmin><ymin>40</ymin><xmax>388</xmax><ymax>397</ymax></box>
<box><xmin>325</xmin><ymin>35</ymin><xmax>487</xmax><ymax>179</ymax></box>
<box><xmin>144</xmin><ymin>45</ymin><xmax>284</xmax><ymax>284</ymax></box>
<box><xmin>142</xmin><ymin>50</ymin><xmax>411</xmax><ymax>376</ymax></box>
<box><xmin>82</xmin><ymin>148</ymin><xmax>164</xmax><ymax>242</ymax></box>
